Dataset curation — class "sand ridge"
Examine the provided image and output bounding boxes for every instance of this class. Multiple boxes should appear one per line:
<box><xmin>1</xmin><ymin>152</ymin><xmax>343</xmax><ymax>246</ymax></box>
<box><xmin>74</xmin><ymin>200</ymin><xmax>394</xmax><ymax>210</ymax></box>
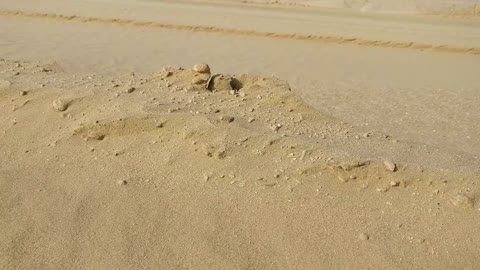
<box><xmin>1</xmin><ymin>9</ymin><xmax>479</xmax><ymax>56</ymax></box>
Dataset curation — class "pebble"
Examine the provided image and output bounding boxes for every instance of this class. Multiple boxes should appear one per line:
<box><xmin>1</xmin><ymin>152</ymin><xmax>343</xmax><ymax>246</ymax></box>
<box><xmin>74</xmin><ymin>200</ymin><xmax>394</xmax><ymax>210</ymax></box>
<box><xmin>390</xmin><ymin>180</ymin><xmax>400</xmax><ymax>187</ymax></box>
<box><xmin>376</xmin><ymin>186</ymin><xmax>389</xmax><ymax>192</ymax></box>
<box><xmin>19</xmin><ymin>91</ymin><xmax>27</xmax><ymax>96</ymax></box>
<box><xmin>193</xmin><ymin>63</ymin><xmax>211</xmax><ymax>74</ymax></box>
<box><xmin>413</xmin><ymin>238</ymin><xmax>425</xmax><ymax>244</ymax></box>
<box><xmin>220</xmin><ymin>115</ymin><xmax>235</xmax><ymax>123</ymax></box>
<box><xmin>359</xmin><ymin>233</ymin><xmax>369</xmax><ymax>241</ymax></box>
<box><xmin>52</xmin><ymin>98</ymin><xmax>69</xmax><ymax>112</ymax></box>
<box><xmin>247</xmin><ymin>118</ymin><xmax>255</xmax><ymax>123</ymax></box>
<box><xmin>383</xmin><ymin>160</ymin><xmax>397</xmax><ymax>172</ymax></box>
<box><xmin>271</xmin><ymin>124</ymin><xmax>282</xmax><ymax>132</ymax></box>
<box><xmin>126</xmin><ymin>87</ymin><xmax>135</xmax><ymax>93</ymax></box>
<box><xmin>450</xmin><ymin>194</ymin><xmax>474</xmax><ymax>208</ymax></box>
<box><xmin>155</xmin><ymin>122</ymin><xmax>165</xmax><ymax>128</ymax></box>
<box><xmin>83</xmin><ymin>132</ymin><xmax>105</xmax><ymax>141</ymax></box>
<box><xmin>117</xmin><ymin>180</ymin><xmax>128</xmax><ymax>186</ymax></box>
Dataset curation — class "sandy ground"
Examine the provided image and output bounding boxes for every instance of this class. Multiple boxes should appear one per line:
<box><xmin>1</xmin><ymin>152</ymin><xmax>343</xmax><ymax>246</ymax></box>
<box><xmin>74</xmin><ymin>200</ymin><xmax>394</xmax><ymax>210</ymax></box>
<box><xmin>1</xmin><ymin>0</ymin><xmax>480</xmax><ymax>269</ymax></box>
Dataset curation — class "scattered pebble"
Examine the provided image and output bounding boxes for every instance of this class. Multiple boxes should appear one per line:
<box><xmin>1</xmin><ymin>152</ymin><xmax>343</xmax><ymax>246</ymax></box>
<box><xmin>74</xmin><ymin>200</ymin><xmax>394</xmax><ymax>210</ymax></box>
<box><xmin>359</xmin><ymin>233</ymin><xmax>369</xmax><ymax>241</ymax></box>
<box><xmin>220</xmin><ymin>115</ymin><xmax>235</xmax><ymax>123</ymax></box>
<box><xmin>155</xmin><ymin>121</ymin><xmax>165</xmax><ymax>128</ymax></box>
<box><xmin>83</xmin><ymin>132</ymin><xmax>105</xmax><ymax>141</ymax></box>
<box><xmin>271</xmin><ymin>124</ymin><xmax>282</xmax><ymax>132</ymax></box>
<box><xmin>117</xmin><ymin>180</ymin><xmax>128</xmax><ymax>186</ymax></box>
<box><xmin>52</xmin><ymin>98</ymin><xmax>69</xmax><ymax>112</ymax></box>
<box><xmin>413</xmin><ymin>238</ymin><xmax>425</xmax><ymax>244</ymax></box>
<box><xmin>126</xmin><ymin>87</ymin><xmax>135</xmax><ymax>93</ymax></box>
<box><xmin>193</xmin><ymin>63</ymin><xmax>211</xmax><ymax>74</ymax></box>
<box><xmin>376</xmin><ymin>186</ymin><xmax>389</xmax><ymax>192</ymax></box>
<box><xmin>390</xmin><ymin>180</ymin><xmax>400</xmax><ymax>187</ymax></box>
<box><xmin>383</xmin><ymin>160</ymin><xmax>397</xmax><ymax>172</ymax></box>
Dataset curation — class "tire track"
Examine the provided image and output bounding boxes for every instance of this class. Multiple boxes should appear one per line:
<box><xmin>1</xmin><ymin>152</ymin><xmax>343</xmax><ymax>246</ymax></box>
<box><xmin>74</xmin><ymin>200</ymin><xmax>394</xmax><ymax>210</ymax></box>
<box><xmin>1</xmin><ymin>9</ymin><xmax>479</xmax><ymax>56</ymax></box>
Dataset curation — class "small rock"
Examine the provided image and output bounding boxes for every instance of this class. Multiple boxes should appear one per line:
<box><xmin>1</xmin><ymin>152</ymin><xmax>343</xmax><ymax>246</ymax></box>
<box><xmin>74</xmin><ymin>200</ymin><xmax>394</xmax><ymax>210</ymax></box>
<box><xmin>208</xmin><ymin>74</ymin><xmax>233</xmax><ymax>91</ymax></box>
<box><xmin>359</xmin><ymin>233</ymin><xmax>369</xmax><ymax>241</ymax></box>
<box><xmin>19</xmin><ymin>91</ymin><xmax>27</xmax><ymax>96</ymax></box>
<box><xmin>83</xmin><ymin>131</ymin><xmax>105</xmax><ymax>141</ymax></box>
<box><xmin>247</xmin><ymin>118</ymin><xmax>255</xmax><ymax>123</ymax></box>
<box><xmin>126</xmin><ymin>87</ymin><xmax>135</xmax><ymax>93</ymax></box>
<box><xmin>271</xmin><ymin>124</ymin><xmax>282</xmax><ymax>132</ymax></box>
<box><xmin>451</xmin><ymin>194</ymin><xmax>474</xmax><ymax>208</ymax></box>
<box><xmin>390</xmin><ymin>180</ymin><xmax>400</xmax><ymax>187</ymax></box>
<box><xmin>376</xmin><ymin>186</ymin><xmax>389</xmax><ymax>192</ymax></box>
<box><xmin>220</xmin><ymin>115</ymin><xmax>234</xmax><ymax>123</ymax></box>
<box><xmin>117</xmin><ymin>180</ymin><xmax>128</xmax><ymax>186</ymax></box>
<box><xmin>52</xmin><ymin>98</ymin><xmax>69</xmax><ymax>112</ymax></box>
<box><xmin>413</xmin><ymin>238</ymin><xmax>425</xmax><ymax>244</ymax></box>
<box><xmin>214</xmin><ymin>150</ymin><xmax>226</xmax><ymax>159</ymax></box>
<box><xmin>383</xmin><ymin>160</ymin><xmax>397</xmax><ymax>172</ymax></box>
<box><xmin>193</xmin><ymin>63</ymin><xmax>211</xmax><ymax>74</ymax></box>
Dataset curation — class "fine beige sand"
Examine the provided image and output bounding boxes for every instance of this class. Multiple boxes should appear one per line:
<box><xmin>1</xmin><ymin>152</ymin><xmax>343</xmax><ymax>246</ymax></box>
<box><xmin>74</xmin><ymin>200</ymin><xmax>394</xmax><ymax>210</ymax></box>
<box><xmin>1</xmin><ymin>0</ymin><xmax>480</xmax><ymax>269</ymax></box>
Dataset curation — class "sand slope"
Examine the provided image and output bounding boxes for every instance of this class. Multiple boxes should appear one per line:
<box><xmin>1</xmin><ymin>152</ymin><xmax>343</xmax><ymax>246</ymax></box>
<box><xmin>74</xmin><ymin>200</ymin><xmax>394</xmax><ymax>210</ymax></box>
<box><xmin>1</xmin><ymin>59</ymin><xmax>479</xmax><ymax>269</ymax></box>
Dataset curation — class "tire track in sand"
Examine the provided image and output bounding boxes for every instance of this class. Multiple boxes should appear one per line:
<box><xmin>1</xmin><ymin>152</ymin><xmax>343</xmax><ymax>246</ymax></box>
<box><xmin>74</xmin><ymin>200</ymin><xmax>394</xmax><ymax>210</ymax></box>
<box><xmin>1</xmin><ymin>10</ymin><xmax>479</xmax><ymax>56</ymax></box>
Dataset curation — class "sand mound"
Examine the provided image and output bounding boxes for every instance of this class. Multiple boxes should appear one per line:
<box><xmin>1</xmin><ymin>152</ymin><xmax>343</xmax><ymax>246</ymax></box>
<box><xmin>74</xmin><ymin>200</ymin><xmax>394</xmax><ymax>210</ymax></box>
<box><xmin>1</xmin><ymin>59</ymin><xmax>479</xmax><ymax>269</ymax></box>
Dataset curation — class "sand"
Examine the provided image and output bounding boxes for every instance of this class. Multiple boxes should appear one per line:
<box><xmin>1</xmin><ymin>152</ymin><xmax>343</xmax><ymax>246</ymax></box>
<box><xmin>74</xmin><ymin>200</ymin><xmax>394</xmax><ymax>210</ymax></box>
<box><xmin>1</xmin><ymin>0</ymin><xmax>480</xmax><ymax>269</ymax></box>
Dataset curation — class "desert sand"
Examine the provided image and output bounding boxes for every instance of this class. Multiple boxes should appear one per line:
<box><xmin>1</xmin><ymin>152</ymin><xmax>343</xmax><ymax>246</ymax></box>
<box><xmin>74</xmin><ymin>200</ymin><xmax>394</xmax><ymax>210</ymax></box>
<box><xmin>1</xmin><ymin>0</ymin><xmax>480</xmax><ymax>269</ymax></box>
